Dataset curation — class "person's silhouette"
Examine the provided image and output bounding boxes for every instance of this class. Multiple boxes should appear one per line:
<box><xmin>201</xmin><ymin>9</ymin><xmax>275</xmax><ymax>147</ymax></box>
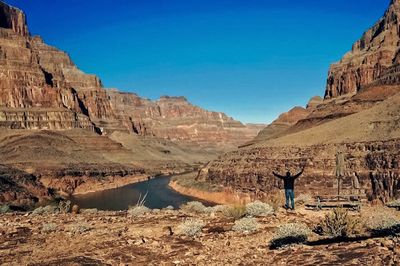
<box><xmin>273</xmin><ymin>167</ymin><xmax>305</xmax><ymax>210</ymax></box>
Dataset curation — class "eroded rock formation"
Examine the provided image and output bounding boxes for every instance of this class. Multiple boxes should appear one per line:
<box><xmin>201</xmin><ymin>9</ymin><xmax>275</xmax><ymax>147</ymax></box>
<box><xmin>325</xmin><ymin>0</ymin><xmax>400</xmax><ymax>99</ymax></box>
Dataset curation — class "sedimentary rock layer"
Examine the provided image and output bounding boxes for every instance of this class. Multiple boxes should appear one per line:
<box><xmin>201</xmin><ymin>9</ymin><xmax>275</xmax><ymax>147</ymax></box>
<box><xmin>325</xmin><ymin>0</ymin><xmax>400</xmax><ymax>99</ymax></box>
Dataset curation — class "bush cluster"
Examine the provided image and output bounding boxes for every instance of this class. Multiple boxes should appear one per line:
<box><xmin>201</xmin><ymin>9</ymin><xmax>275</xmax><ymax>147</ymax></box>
<box><xmin>178</xmin><ymin>219</ymin><xmax>205</xmax><ymax>237</ymax></box>
<box><xmin>128</xmin><ymin>205</ymin><xmax>151</xmax><ymax>217</ymax></box>
<box><xmin>366</xmin><ymin>212</ymin><xmax>400</xmax><ymax>237</ymax></box>
<box><xmin>322</xmin><ymin>208</ymin><xmax>361</xmax><ymax>238</ymax></box>
<box><xmin>270</xmin><ymin>223</ymin><xmax>311</xmax><ymax>249</ymax></box>
<box><xmin>41</xmin><ymin>223</ymin><xmax>57</xmax><ymax>233</ymax></box>
<box><xmin>232</xmin><ymin>217</ymin><xmax>260</xmax><ymax>233</ymax></box>
<box><xmin>222</xmin><ymin>204</ymin><xmax>247</xmax><ymax>220</ymax></box>
<box><xmin>180</xmin><ymin>201</ymin><xmax>207</xmax><ymax>213</ymax></box>
<box><xmin>246</xmin><ymin>201</ymin><xmax>274</xmax><ymax>217</ymax></box>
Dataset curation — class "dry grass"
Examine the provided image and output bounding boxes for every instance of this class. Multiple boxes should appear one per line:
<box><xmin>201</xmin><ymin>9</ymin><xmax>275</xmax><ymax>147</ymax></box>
<box><xmin>222</xmin><ymin>204</ymin><xmax>247</xmax><ymax>220</ymax></box>
<box><xmin>322</xmin><ymin>208</ymin><xmax>363</xmax><ymax>238</ymax></box>
<box><xmin>261</xmin><ymin>192</ymin><xmax>285</xmax><ymax>212</ymax></box>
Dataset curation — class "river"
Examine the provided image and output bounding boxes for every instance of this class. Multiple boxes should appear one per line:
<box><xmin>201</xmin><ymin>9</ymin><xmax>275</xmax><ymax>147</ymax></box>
<box><xmin>70</xmin><ymin>176</ymin><xmax>212</xmax><ymax>210</ymax></box>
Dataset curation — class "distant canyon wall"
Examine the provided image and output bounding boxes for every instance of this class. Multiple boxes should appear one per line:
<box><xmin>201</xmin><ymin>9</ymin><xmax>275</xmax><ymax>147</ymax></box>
<box><xmin>0</xmin><ymin>1</ymin><xmax>261</xmax><ymax>148</ymax></box>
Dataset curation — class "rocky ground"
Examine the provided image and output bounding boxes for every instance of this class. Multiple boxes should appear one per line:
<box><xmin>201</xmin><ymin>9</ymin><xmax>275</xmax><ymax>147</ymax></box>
<box><xmin>1</xmin><ymin>206</ymin><xmax>399</xmax><ymax>265</ymax></box>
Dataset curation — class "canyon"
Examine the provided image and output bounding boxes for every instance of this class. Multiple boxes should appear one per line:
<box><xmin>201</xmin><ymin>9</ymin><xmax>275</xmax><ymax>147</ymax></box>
<box><xmin>198</xmin><ymin>0</ymin><xmax>400</xmax><ymax>202</ymax></box>
<box><xmin>0</xmin><ymin>1</ymin><xmax>262</xmax><ymax>207</ymax></box>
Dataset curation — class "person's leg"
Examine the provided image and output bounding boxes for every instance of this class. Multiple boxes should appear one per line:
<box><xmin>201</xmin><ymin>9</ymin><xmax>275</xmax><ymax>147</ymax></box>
<box><xmin>284</xmin><ymin>189</ymin><xmax>290</xmax><ymax>209</ymax></box>
<box><xmin>290</xmin><ymin>190</ymin><xmax>295</xmax><ymax>210</ymax></box>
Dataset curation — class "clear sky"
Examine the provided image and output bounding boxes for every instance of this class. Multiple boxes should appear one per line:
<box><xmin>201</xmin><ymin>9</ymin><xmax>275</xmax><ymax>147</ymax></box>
<box><xmin>6</xmin><ymin>0</ymin><xmax>389</xmax><ymax>124</ymax></box>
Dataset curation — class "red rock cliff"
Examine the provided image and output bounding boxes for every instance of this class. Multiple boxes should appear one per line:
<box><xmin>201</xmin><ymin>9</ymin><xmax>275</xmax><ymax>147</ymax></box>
<box><xmin>325</xmin><ymin>0</ymin><xmax>400</xmax><ymax>99</ymax></box>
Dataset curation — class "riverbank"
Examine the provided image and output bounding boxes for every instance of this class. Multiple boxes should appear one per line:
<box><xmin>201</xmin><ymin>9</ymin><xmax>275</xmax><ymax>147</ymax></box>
<box><xmin>169</xmin><ymin>173</ymin><xmax>252</xmax><ymax>205</ymax></box>
<box><xmin>72</xmin><ymin>175</ymin><xmax>153</xmax><ymax>195</ymax></box>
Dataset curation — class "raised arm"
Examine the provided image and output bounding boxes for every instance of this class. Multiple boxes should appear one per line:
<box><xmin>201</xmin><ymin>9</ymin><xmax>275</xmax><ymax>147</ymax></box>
<box><xmin>273</xmin><ymin>172</ymin><xmax>284</xmax><ymax>179</ymax></box>
<box><xmin>293</xmin><ymin>167</ymin><xmax>305</xmax><ymax>179</ymax></box>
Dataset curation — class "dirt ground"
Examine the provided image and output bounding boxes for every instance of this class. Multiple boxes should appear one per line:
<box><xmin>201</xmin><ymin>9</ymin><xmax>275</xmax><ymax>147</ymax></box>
<box><xmin>1</xmin><ymin>206</ymin><xmax>399</xmax><ymax>266</ymax></box>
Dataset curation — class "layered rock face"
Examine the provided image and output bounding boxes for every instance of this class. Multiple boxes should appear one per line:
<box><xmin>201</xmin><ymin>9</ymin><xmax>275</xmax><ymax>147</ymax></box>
<box><xmin>0</xmin><ymin>4</ymin><xmax>111</xmax><ymax>131</ymax></box>
<box><xmin>0</xmin><ymin>1</ymin><xmax>28</xmax><ymax>36</ymax></box>
<box><xmin>107</xmin><ymin>90</ymin><xmax>262</xmax><ymax>148</ymax></box>
<box><xmin>0</xmin><ymin>2</ymin><xmax>261</xmax><ymax>148</ymax></box>
<box><xmin>200</xmin><ymin>0</ymin><xmax>400</xmax><ymax>201</ymax></box>
<box><xmin>325</xmin><ymin>0</ymin><xmax>400</xmax><ymax>99</ymax></box>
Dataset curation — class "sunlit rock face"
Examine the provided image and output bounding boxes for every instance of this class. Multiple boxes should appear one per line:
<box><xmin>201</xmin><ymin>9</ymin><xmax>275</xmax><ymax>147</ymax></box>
<box><xmin>0</xmin><ymin>1</ymin><xmax>261</xmax><ymax>147</ymax></box>
<box><xmin>325</xmin><ymin>0</ymin><xmax>400</xmax><ymax>99</ymax></box>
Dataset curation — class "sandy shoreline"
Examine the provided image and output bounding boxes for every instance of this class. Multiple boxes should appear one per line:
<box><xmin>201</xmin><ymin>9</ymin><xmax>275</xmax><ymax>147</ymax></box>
<box><xmin>72</xmin><ymin>175</ymin><xmax>153</xmax><ymax>195</ymax></box>
<box><xmin>168</xmin><ymin>180</ymin><xmax>251</xmax><ymax>205</ymax></box>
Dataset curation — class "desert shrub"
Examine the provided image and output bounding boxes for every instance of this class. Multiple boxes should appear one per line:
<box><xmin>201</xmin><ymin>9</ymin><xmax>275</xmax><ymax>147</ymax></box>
<box><xmin>178</xmin><ymin>219</ymin><xmax>205</xmax><ymax>237</ymax></box>
<box><xmin>296</xmin><ymin>194</ymin><xmax>313</xmax><ymax>205</ymax></box>
<box><xmin>58</xmin><ymin>200</ymin><xmax>71</xmax><ymax>213</ymax></box>
<box><xmin>80</xmin><ymin>208</ymin><xmax>98</xmax><ymax>214</ymax></box>
<box><xmin>32</xmin><ymin>205</ymin><xmax>58</xmax><ymax>215</ymax></box>
<box><xmin>386</xmin><ymin>199</ymin><xmax>400</xmax><ymax>208</ymax></box>
<box><xmin>270</xmin><ymin>223</ymin><xmax>311</xmax><ymax>249</ymax></box>
<box><xmin>246</xmin><ymin>201</ymin><xmax>274</xmax><ymax>217</ymax></box>
<box><xmin>0</xmin><ymin>205</ymin><xmax>10</xmax><ymax>214</ymax></box>
<box><xmin>232</xmin><ymin>217</ymin><xmax>259</xmax><ymax>233</ymax></box>
<box><xmin>128</xmin><ymin>205</ymin><xmax>151</xmax><ymax>217</ymax></box>
<box><xmin>261</xmin><ymin>192</ymin><xmax>285</xmax><ymax>212</ymax></box>
<box><xmin>180</xmin><ymin>201</ymin><xmax>207</xmax><ymax>213</ymax></box>
<box><xmin>203</xmin><ymin>205</ymin><xmax>227</xmax><ymax>214</ymax></box>
<box><xmin>222</xmin><ymin>204</ymin><xmax>247</xmax><ymax>220</ymax></box>
<box><xmin>366</xmin><ymin>212</ymin><xmax>400</xmax><ymax>237</ymax></box>
<box><xmin>322</xmin><ymin>208</ymin><xmax>361</xmax><ymax>238</ymax></box>
<box><xmin>164</xmin><ymin>205</ymin><xmax>174</xmax><ymax>210</ymax></box>
<box><xmin>69</xmin><ymin>224</ymin><xmax>92</xmax><ymax>234</ymax></box>
<box><xmin>42</xmin><ymin>223</ymin><xmax>57</xmax><ymax>233</ymax></box>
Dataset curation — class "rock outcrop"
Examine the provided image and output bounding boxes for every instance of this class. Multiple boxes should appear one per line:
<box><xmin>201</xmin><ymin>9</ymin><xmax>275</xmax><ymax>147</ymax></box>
<box><xmin>325</xmin><ymin>0</ymin><xmax>400</xmax><ymax>99</ymax></box>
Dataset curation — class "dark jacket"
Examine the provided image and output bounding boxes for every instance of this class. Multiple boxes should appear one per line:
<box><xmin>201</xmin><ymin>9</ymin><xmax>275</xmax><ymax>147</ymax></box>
<box><xmin>273</xmin><ymin>170</ymin><xmax>303</xmax><ymax>190</ymax></box>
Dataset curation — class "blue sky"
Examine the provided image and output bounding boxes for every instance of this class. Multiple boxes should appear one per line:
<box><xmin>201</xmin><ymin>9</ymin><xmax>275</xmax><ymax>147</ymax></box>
<box><xmin>7</xmin><ymin>0</ymin><xmax>389</xmax><ymax>123</ymax></box>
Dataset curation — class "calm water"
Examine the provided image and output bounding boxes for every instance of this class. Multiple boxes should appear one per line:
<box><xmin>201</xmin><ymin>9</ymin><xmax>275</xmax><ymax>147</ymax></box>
<box><xmin>70</xmin><ymin>176</ymin><xmax>212</xmax><ymax>210</ymax></box>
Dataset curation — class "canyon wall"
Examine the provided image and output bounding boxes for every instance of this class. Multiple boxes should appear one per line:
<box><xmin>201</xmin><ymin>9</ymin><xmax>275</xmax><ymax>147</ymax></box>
<box><xmin>325</xmin><ymin>0</ymin><xmax>400</xmax><ymax>99</ymax></box>
<box><xmin>0</xmin><ymin>1</ymin><xmax>261</xmax><ymax>148</ymax></box>
<box><xmin>200</xmin><ymin>0</ymin><xmax>400</xmax><ymax>201</ymax></box>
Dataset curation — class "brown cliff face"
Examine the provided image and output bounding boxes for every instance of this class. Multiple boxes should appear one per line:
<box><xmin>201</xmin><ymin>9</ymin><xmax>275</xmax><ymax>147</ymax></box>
<box><xmin>325</xmin><ymin>0</ymin><xmax>400</xmax><ymax>99</ymax></box>
<box><xmin>200</xmin><ymin>0</ymin><xmax>400</xmax><ymax>202</ymax></box>
<box><xmin>0</xmin><ymin>1</ymin><xmax>260</xmax><ymax>147</ymax></box>
<box><xmin>107</xmin><ymin>90</ymin><xmax>262</xmax><ymax>149</ymax></box>
<box><xmin>0</xmin><ymin>1</ymin><xmax>28</xmax><ymax>36</ymax></box>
